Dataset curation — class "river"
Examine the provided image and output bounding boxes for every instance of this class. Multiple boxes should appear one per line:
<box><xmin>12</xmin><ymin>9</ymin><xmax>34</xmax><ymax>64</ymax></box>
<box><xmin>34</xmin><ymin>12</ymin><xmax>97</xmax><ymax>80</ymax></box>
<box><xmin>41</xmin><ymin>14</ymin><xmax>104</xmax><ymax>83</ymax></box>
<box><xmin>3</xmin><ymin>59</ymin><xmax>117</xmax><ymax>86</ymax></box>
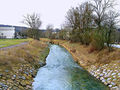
<box><xmin>33</xmin><ymin>45</ymin><xmax>109</xmax><ymax>90</ymax></box>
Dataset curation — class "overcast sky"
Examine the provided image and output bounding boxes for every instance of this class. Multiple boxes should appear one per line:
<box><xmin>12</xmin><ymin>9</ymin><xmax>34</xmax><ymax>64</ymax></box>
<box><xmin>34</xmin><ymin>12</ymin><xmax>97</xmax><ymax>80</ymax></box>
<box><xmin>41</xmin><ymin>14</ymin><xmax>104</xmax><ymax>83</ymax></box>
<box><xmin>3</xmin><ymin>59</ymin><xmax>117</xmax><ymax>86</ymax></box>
<box><xmin>0</xmin><ymin>0</ymin><xmax>119</xmax><ymax>29</ymax></box>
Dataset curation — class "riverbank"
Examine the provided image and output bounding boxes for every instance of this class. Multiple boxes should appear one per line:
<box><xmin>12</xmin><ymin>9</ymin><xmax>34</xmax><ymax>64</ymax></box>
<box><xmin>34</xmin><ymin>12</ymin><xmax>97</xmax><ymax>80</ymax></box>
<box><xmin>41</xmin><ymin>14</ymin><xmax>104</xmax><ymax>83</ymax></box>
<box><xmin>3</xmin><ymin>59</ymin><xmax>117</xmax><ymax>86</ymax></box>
<box><xmin>0</xmin><ymin>40</ymin><xmax>49</xmax><ymax>89</ymax></box>
<box><xmin>41</xmin><ymin>38</ymin><xmax>120</xmax><ymax>90</ymax></box>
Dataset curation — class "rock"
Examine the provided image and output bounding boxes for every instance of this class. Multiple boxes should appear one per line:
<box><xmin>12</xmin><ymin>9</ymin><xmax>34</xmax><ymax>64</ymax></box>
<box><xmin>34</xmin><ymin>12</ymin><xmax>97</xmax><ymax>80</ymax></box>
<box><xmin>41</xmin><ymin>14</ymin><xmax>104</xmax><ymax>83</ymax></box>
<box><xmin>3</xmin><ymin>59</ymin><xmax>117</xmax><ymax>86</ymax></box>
<box><xmin>39</xmin><ymin>62</ymin><xmax>45</xmax><ymax>66</ymax></box>
<box><xmin>113</xmin><ymin>79</ymin><xmax>116</xmax><ymax>81</ymax></box>
<box><xmin>100</xmin><ymin>77</ymin><xmax>104</xmax><ymax>80</ymax></box>
<box><xmin>103</xmin><ymin>69</ymin><xmax>106</xmax><ymax>72</ymax></box>
<box><xmin>6</xmin><ymin>74</ymin><xmax>11</xmax><ymax>79</ymax></box>
<box><xmin>111</xmin><ymin>82</ymin><xmax>116</xmax><ymax>86</ymax></box>
<box><xmin>26</xmin><ymin>85</ymin><xmax>32</xmax><ymax>89</ymax></box>
<box><xmin>12</xmin><ymin>86</ymin><xmax>19</xmax><ymax>90</ymax></box>
<box><xmin>24</xmin><ymin>71</ymin><xmax>29</xmax><ymax>75</ymax></box>
<box><xmin>113</xmin><ymin>76</ymin><xmax>116</xmax><ymax>78</ymax></box>
<box><xmin>29</xmin><ymin>70</ymin><xmax>33</xmax><ymax>73</ymax></box>
<box><xmin>97</xmin><ymin>69</ymin><xmax>100</xmax><ymax>72</ymax></box>
<box><xmin>100</xmin><ymin>74</ymin><xmax>104</xmax><ymax>77</ymax></box>
<box><xmin>102</xmin><ymin>79</ymin><xmax>106</xmax><ymax>83</ymax></box>
<box><xmin>108</xmin><ymin>85</ymin><xmax>112</xmax><ymax>88</ymax></box>
<box><xmin>107</xmin><ymin>80</ymin><xmax>111</xmax><ymax>84</ymax></box>
<box><xmin>6</xmin><ymin>79</ymin><xmax>13</xmax><ymax>85</ymax></box>
<box><xmin>107</xmin><ymin>78</ymin><xmax>111</xmax><ymax>81</ymax></box>
<box><xmin>18</xmin><ymin>85</ymin><xmax>24</xmax><ymax>89</ymax></box>
<box><xmin>0</xmin><ymin>73</ymin><xmax>3</xmax><ymax>78</ymax></box>
<box><xmin>112</xmin><ymin>86</ymin><xmax>119</xmax><ymax>90</ymax></box>
<box><xmin>118</xmin><ymin>73</ymin><xmax>120</xmax><ymax>76</ymax></box>
<box><xmin>5</xmin><ymin>70</ymin><xmax>9</xmax><ymax>73</ymax></box>
<box><xmin>115</xmin><ymin>70</ymin><xmax>118</xmax><ymax>73</ymax></box>
<box><xmin>24</xmin><ymin>80</ymin><xmax>31</xmax><ymax>85</ymax></box>
<box><xmin>20</xmin><ymin>80</ymin><xmax>27</xmax><ymax>87</ymax></box>
<box><xmin>13</xmin><ymin>75</ymin><xmax>16</xmax><ymax>78</ymax></box>
<box><xmin>94</xmin><ymin>74</ymin><xmax>97</xmax><ymax>77</ymax></box>
<box><xmin>107</xmin><ymin>70</ymin><xmax>110</xmax><ymax>72</ymax></box>
<box><xmin>104</xmin><ymin>75</ymin><xmax>109</xmax><ymax>78</ymax></box>
<box><xmin>18</xmin><ymin>76</ymin><xmax>26</xmax><ymax>80</ymax></box>
<box><xmin>104</xmin><ymin>82</ymin><xmax>108</xmax><ymax>85</ymax></box>
<box><xmin>112</xmin><ymin>73</ymin><xmax>116</xmax><ymax>76</ymax></box>
<box><xmin>31</xmin><ymin>72</ymin><xmax>37</xmax><ymax>78</ymax></box>
<box><xmin>96</xmin><ymin>76</ymin><xmax>100</xmax><ymax>79</ymax></box>
<box><xmin>0</xmin><ymin>82</ymin><xmax>8</xmax><ymax>89</ymax></box>
<box><xmin>12</xmin><ymin>75</ymin><xmax>16</xmax><ymax>80</ymax></box>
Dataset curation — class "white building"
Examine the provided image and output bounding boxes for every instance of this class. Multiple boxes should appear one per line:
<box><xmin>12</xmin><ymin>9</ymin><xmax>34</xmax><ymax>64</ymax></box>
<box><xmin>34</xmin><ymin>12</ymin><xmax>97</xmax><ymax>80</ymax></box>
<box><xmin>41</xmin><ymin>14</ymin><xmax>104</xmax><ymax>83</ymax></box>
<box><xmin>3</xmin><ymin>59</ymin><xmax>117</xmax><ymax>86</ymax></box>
<box><xmin>0</xmin><ymin>27</ymin><xmax>15</xmax><ymax>38</ymax></box>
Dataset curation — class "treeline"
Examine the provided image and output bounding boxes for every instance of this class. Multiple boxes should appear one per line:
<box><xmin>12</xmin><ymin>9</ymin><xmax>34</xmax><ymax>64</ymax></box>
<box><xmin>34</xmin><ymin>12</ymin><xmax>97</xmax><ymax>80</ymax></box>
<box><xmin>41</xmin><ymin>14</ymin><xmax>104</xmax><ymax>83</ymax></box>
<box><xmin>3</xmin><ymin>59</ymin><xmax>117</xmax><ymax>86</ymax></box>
<box><xmin>20</xmin><ymin>0</ymin><xmax>120</xmax><ymax>52</ymax></box>
<box><xmin>53</xmin><ymin>0</ymin><xmax>120</xmax><ymax>51</ymax></box>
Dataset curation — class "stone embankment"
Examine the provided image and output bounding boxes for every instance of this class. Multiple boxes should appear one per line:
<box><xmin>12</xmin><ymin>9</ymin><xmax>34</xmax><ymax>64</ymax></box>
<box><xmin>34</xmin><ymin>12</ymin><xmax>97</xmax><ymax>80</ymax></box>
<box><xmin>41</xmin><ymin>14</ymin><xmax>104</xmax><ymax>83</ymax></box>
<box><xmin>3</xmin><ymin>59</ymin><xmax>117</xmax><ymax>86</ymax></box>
<box><xmin>88</xmin><ymin>62</ymin><xmax>120</xmax><ymax>90</ymax></box>
<box><xmin>0</xmin><ymin>40</ymin><xmax>49</xmax><ymax>90</ymax></box>
<box><xmin>0</xmin><ymin>64</ymin><xmax>40</xmax><ymax>89</ymax></box>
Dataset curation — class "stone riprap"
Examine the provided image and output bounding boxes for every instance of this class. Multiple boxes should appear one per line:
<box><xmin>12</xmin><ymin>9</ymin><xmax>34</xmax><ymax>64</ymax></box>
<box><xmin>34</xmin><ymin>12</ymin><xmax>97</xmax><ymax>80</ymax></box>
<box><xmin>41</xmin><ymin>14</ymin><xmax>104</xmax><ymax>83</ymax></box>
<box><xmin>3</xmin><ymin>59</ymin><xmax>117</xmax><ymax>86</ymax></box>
<box><xmin>88</xmin><ymin>61</ymin><xmax>120</xmax><ymax>90</ymax></box>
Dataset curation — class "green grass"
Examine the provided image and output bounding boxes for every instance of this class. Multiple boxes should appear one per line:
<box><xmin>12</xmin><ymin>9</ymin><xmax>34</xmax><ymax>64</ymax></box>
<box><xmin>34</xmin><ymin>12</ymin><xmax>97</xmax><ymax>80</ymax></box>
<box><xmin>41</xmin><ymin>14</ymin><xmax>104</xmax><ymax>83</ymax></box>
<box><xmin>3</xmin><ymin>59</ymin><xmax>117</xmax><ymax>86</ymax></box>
<box><xmin>0</xmin><ymin>38</ymin><xmax>32</xmax><ymax>48</ymax></box>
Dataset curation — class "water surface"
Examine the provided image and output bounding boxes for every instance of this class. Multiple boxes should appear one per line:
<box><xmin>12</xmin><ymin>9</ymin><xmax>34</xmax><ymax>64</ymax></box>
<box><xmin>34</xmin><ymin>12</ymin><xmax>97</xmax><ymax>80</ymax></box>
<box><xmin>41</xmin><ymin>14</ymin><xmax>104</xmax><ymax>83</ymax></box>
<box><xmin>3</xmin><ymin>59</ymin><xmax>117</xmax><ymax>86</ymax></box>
<box><xmin>33</xmin><ymin>45</ymin><xmax>109</xmax><ymax>90</ymax></box>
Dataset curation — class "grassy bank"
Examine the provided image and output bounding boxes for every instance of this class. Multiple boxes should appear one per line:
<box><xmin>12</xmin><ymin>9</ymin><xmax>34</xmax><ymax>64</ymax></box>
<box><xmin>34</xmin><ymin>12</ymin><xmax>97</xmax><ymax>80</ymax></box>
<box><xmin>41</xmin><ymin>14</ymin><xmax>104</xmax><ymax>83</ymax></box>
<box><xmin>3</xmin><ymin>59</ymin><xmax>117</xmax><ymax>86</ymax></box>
<box><xmin>0</xmin><ymin>40</ymin><xmax>49</xmax><ymax>89</ymax></box>
<box><xmin>41</xmin><ymin>38</ymin><xmax>120</xmax><ymax>89</ymax></box>
<box><xmin>41</xmin><ymin>38</ymin><xmax>120</xmax><ymax>67</ymax></box>
<box><xmin>0</xmin><ymin>38</ymin><xmax>32</xmax><ymax>48</ymax></box>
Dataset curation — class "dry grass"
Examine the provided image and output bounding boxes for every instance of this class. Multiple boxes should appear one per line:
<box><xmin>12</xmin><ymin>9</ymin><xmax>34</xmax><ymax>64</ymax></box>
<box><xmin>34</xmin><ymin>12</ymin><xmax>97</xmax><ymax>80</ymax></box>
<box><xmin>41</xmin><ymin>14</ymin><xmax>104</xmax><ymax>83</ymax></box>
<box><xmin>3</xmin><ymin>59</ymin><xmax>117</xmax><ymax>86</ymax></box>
<box><xmin>41</xmin><ymin>38</ymin><xmax>120</xmax><ymax>69</ymax></box>
<box><xmin>0</xmin><ymin>40</ymin><xmax>48</xmax><ymax>71</ymax></box>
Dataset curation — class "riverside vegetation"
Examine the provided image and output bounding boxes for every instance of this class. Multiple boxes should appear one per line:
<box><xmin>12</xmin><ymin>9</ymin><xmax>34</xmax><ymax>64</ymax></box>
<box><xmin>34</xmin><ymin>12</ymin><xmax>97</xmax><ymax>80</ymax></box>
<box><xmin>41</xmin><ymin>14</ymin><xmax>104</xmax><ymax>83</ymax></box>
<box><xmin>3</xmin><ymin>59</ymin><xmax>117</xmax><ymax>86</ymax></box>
<box><xmin>41</xmin><ymin>38</ymin><xmax>120</xmax><ymax>90</ymax></box>
<box><xmin>39</xmin><ymin>0</ymin><xmax>120</xmax><ymax>90</ymax></box>
<box><xmin>0</xmin><ymin>40</ymin><xmax>49</xmax><ymax>90</ymax></box>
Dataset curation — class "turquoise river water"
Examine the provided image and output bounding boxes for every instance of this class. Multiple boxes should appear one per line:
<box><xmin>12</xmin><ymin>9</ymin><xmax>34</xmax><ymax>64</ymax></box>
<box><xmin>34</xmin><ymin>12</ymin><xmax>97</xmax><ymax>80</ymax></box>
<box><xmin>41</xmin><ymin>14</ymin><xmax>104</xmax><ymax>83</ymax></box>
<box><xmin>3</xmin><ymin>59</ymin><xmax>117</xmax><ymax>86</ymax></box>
<box><xmin>33</xmin><ymin>45</ymin><xmax>109</xmax><ymax>90</ymax></box>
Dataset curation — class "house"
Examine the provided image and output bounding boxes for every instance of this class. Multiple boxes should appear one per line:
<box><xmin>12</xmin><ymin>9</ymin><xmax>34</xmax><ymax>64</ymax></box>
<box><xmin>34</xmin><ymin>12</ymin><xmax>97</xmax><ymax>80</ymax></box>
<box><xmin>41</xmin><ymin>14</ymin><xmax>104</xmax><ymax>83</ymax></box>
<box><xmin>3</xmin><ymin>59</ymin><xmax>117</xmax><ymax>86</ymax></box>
<box><xmin>0</xmin><ymin>24</ymin><xmax>61</xmax><ymax>39</ymax></box>
<box><xmin>0</xmin><ymin>26</ymin><xmax>15</xmax><ymax>39</ymax></box>
<box><xmin>0</xmin><ymin>24</ymin><xmax>27</xmax><ymax>39</ymax></box>
<box><xmin>52</xmin><ymin>28</ymin><xmax>60</xmax><ymax>34</ymax></box>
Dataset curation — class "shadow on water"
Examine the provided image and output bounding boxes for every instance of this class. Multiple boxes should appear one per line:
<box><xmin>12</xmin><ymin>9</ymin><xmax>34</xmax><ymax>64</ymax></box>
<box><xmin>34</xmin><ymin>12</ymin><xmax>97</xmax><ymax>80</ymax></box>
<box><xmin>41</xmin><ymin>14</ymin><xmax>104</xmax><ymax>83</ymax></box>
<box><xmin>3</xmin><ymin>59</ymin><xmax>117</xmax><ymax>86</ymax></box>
<box><xmin>67</xmin><ymin>67</ymin><xmax>109</xmax><ymax>90</ymax></box>
<box><xmin>33</xmin><ymin>45</ymin><xmax>109</xmax><ymax>90</ymax></box>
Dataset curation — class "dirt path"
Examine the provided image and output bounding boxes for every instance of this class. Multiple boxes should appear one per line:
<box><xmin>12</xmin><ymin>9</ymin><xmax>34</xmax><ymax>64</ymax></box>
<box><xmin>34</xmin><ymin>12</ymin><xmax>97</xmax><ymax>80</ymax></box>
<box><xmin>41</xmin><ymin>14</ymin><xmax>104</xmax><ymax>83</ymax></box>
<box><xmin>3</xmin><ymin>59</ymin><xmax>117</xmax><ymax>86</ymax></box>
<box><xmin>0</xmin><ymin>42</ymin><xmax>28</xmax><ymax>50</ymax></box>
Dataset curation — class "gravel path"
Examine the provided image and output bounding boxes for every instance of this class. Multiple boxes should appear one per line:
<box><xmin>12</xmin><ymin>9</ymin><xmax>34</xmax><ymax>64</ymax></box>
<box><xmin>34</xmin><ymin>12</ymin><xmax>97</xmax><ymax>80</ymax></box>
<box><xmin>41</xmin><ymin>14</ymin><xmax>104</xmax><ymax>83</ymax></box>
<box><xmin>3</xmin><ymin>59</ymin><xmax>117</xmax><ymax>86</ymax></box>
<box><xmin>0</xmin><ymin>42</ymin><xmax>28</xmax><ymax>50</ymax></box>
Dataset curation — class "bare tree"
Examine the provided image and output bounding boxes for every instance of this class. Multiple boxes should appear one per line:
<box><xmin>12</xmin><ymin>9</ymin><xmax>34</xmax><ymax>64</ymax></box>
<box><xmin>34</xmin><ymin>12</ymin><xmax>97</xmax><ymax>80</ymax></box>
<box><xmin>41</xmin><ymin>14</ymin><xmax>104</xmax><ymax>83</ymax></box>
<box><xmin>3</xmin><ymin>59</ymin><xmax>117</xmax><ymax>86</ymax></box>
<box><xmin>104</xmin><ymin>10</ymin><xmax>120</xmax><ymax>51</ymax></box>
<box><xmin>66</xmin><ymin>8</ymin><xmax>79</xmax><ymax>30</ymax></box>
<box><xmin>65</xmin><ymin>2</ymin><xmax>94</xmax><ymax>42</ymax></box>
<box><xmin>23</xmin><ymin>13</ymin><xmax>42</xmax><ymax>29</ymax></box>
<box><xmin>91</xmin><ymin>0</ymin><xmax>115</xmax><ymax>31</ymax></box>
<box><xmin>45</xmin><ymin>24</ymin><xmax>53</xmax><ymax>39</ymax></box>
<box><xmin>22</xmin><ymin>13</ymin><xmax>42</xmax><ymax>40</ymax></box>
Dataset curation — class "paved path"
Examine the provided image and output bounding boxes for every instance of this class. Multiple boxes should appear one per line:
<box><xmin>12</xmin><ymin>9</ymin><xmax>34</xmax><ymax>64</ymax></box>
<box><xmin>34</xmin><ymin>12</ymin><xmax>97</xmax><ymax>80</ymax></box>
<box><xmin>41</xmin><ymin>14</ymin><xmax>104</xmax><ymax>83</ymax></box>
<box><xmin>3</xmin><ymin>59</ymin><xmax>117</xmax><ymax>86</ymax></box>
<box><xmin>0</xmin><ymin>42</ymin><xmax>28</xmax><ymax>50</ymax></box>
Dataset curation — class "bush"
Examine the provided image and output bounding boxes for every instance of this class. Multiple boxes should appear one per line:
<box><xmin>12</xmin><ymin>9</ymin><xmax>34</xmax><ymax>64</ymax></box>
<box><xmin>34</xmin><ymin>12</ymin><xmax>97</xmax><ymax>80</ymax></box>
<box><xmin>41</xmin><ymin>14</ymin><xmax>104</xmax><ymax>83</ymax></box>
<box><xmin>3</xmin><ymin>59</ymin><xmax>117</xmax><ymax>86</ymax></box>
<box><xmin>81</xmin><ymin>31</ymin><xmax>91</xmax><ymax>45</ymax></box>
<box><xmin>27</xmin><ymin>29</ymin><xmax>40</xmax><ymax>40</ymax></box>
<box><xmin>91</xmin><ymin>31</ymin><xmax>105</xmax><ymax>51</ymax></box>
<box><xmin>70</xmin><ymin>30</ymin><xmax>82</xmax><ymax>42</ymax></box>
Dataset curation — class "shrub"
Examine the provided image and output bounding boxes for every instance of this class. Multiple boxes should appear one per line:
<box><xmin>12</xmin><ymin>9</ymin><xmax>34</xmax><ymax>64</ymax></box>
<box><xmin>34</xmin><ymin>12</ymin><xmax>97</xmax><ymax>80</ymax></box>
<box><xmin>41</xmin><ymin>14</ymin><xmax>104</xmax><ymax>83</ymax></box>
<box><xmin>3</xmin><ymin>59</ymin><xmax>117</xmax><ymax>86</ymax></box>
<box><xmin>81</xmin><ymin>31</ymin><xmax>92</xmax><ymax>45</ymax></box>
<box><xmin>70</xmin><ymin>30</ymin><xmax>82</xmax><ymax>42</ymax></box>
<box><xmin>91</xmin><ymin>31</ymin><xmax>105</xmax><ymax>51</ymax></box>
